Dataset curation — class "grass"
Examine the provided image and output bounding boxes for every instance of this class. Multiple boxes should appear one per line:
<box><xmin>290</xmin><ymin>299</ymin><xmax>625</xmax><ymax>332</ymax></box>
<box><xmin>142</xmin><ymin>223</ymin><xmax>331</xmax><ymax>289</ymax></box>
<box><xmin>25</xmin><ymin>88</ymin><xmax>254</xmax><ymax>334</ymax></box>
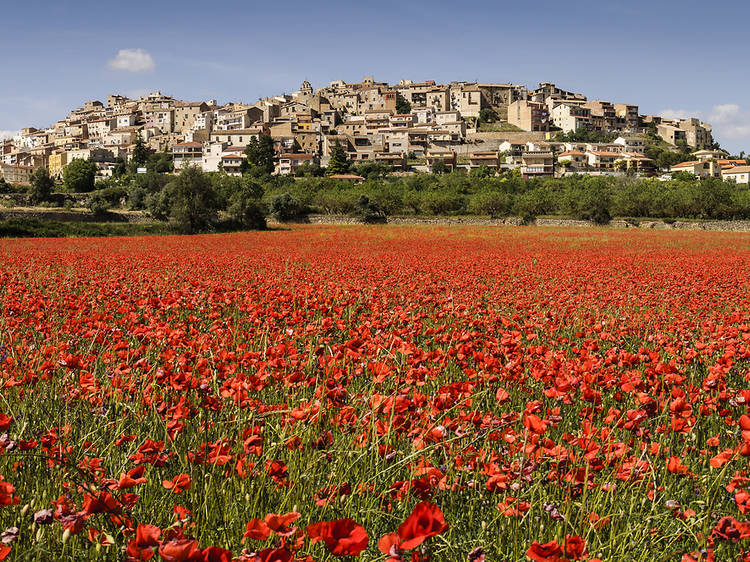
<box><xmin>476</xmin><ymin>122</ymin><xmax>524</xmax><ymax>132</ymax></box>
<box><xmin>0</xmin><ymin>219</ymin><xmax>176</xmax><ymax>238</ymax></box>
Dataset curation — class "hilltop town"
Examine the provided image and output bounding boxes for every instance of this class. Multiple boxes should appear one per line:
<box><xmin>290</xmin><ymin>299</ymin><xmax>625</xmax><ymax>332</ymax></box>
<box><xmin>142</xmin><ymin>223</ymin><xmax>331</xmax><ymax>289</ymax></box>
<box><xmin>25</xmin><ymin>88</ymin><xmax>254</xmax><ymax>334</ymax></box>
<box><xmin>1</xmin><ymin>77</ymin><xmax>749</xmax><ymax>186</ymax></box>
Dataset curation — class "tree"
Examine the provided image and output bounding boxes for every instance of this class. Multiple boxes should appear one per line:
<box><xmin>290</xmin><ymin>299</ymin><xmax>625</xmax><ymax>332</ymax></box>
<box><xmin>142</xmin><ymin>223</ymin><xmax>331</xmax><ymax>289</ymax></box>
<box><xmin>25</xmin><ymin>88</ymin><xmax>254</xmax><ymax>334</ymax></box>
<box><xmin>147</xmin><ymin>149</ymin><xmax>173</xmax><ymax>174</ymax></box>
<box><xmin>166</xmin><ymin>166</ymin><xmax>218</xmax><ymax>233</ymax></box>
<box><xmin>227</xmin><ymin>177</ymin><xmax>267</xmax><ymax>229</ymax></box>
<box><xmin>112</xmin><ymin>158</ymin><xmax>128</xmax><ymax>178</ymax></box>
<box><xmin>132</xmin><ymin>136</ymin><xmax>151</xmax><ymax>168</ymax></box>
<box><xmin>270</xmin><ymin>192</ymin><xmax>306</xmax><ymax>221</ymax></box>
<box><xmin>63</xmin><ymin>159</ymin><xmax>97</xmax><ymax>192</ymax></box>
<box><xmin>244</xmin><ymin>134</ymin><xmax>275</xmax><ymax>175</ymax></box>
<box><xmin>28</xmin><ymin>167</ymin><xmax>54</xmax><ymax>204</ymax></box>
<box><xmin>478</xmin><ymin>108</ymin><xmax>498</xmax><ymax>124</ymax></box>
<box><xmin>326</xmin><ymin>141</ymin><xmax>350</xmax><ymax>176</ymax></box>
<box><xmin>353</xmin><ymin>194</ymin><xmax>386</xmax><ymax>223</ymax></box>
<box><xmin>294</xmin><ymin>161</ymin><xmax>324</xmax><ymax>177</ymax></box>
<box><xmin>469</xmin><ymin>164</ymin><xmax>492</xmax><ymax>178</ymax></box>
<box><xmin>431</xmin><ymin>160</ymin><xmax>447</xmax><ymax>175</ymax></box>
<box><xmin>554</xmin><ymin>128</ymin><xmax>617</xmax><ymax>144</ymax></box>
<box><xmin>395</xmin><ymin>93</ymin><xmax>411</xmax><ymax>115</ymax></box>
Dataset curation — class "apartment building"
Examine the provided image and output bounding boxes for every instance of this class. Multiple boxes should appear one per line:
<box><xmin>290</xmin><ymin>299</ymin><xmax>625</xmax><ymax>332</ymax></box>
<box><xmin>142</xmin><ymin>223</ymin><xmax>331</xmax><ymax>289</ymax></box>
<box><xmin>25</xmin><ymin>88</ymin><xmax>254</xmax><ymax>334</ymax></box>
<box><xmin>583</xmin><ymin>101</ymin><xmax>616</xmax><ymax>131</ymax></box>
<box><xmin>0</xmin><ymin>163</ymin><xmax>33</xmax><ymax>185</ymax></box>
<box><xmin>615</xmin><ymin>104</ymin><xmax>640</xmax><ymax>130</ymax></box>
<box><xmin>172</xmin><ymin>142</ymin><xmax>204</xmax><ymax>170</ymax></box>
<box><xmin>508</xmin><ymin>100</ymin><xmax>549</xmax><ymax>132</ymax></box>
<box><xmin>520</xmin><ymin>151</ymin><xmax>554</xmax><ymax>177</ymax></box>
<box><xmin>550</xmin><ymin>103</ymin><xmax>592</xmax><ymax>133</ymax></box>
<box><xmin>670</xmin><ymin>160</ymin><xmax>722</xmax><ymax>178</ymax></box>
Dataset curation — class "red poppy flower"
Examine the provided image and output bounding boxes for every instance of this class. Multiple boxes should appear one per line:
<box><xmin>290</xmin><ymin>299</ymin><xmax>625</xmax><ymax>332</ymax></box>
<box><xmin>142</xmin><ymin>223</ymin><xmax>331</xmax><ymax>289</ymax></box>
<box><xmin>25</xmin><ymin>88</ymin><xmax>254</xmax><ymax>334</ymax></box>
<box><xmin>709</xmin><ymin>449</ymin><xmax>734</xmax><ymax>468</ymax></box>
<box><xmin>243</xmin><ymin>519</ymin><xmax>272</xmax><ymax>542</ymax></box>
<box><xmin>125</xmin><ymin>523</ymin><xmax>162</xmax><ymax>560</ymax></box>
<box><xmin>319</xmin><ymin>518</ymin><xmax>369</xmax><ymax>556</ymax></box>
<box><xmin>398</xmin><ymin>502</ymin><xmax>449</xmax><ymax>550</ymax></box>
<box><xmin>377</xmin><ymin>532</ymin><xmax>402</xmax><ymax>557</ymax></box>
<box><xmin>564</xmin><ymin>535</ymin><xmax>587</xmax><ymax>560</ymax></box>
<box><xmin>200</xmin><ymin>546</ymin><xmax>233</xmax><ymax>562</ymax></box>
<box><xmin>82</xmin><ymin>491</ymin><xmax>120</xmax><ymax>515</ymax></box>
<box><xmin>0</xmin><ymin>475</ymin><xmax>19</xmax><ymax>506</ymax></box>
<box><xmin>264</xmin><ymin>511</ymin><xmax>300</xmax><ymax>531</ymax></box>
<box><xmin>736</xmin><ymin>489</ymin><xmax>750</xmax><ymax>514</ymax></box>
<box><xmin>162</xmin><ymin>474</ymin><xmax>192</xmax><ymax>494</ymax></box>
<box><xmin>526</xmin><ymin>540</ymin><xmax>563</xmax><ymax>561</ymax></box>
<box><xmin>158</xmin><ymin>538</ymin><xmax>200</xmax><ymax>561</ymax></box>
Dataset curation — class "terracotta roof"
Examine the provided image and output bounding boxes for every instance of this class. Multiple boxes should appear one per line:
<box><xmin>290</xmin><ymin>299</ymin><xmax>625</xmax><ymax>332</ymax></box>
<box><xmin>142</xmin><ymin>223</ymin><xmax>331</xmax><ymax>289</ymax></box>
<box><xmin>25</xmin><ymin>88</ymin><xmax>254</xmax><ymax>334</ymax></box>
<box><xmin>280</xmin><ymin>153</ymin><xmax>314</xmax><ymax>160</ymax></box>
<box><xmin>671</xmin><ymin>161</ymin><xmax>699</xmax><ymax>168</ymax></box>
<box><xmin>559</xmin><ymin>150</ymin><xmax>585</xmax><ymax>157</ymax></box>
<box><xmin>723</xmin><ymin>166</ymin><xmax>750</xmax><ymax>174</ymax></box>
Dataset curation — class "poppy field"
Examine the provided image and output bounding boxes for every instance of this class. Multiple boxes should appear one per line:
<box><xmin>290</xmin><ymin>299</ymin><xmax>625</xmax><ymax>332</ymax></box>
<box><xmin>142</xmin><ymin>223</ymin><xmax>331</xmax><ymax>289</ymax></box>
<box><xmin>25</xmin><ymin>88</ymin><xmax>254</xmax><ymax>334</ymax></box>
<box><xmin>2</xmin><ymin>225</ymin><xmax>750</xmax><ymax>561</ymax></box>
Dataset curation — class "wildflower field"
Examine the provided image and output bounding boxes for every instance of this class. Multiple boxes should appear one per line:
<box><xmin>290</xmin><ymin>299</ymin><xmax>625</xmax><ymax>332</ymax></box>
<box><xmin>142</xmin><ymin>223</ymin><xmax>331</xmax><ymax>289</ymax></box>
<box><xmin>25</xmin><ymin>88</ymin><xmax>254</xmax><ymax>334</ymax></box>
<box><xmin>1</xmin><ymin>225</ymin><xmax>750</xmax><ymax>561</ymax></box>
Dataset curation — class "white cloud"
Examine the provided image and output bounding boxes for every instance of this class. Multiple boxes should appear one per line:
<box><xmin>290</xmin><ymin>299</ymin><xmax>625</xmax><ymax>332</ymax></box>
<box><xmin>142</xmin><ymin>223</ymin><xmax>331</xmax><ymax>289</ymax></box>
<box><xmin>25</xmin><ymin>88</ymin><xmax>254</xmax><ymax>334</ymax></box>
<box><xmin>708</xmin><ymin>104</ymin><xmax>750</xmax><ymax>139</ymax></box>
<box><xmin>108</xmin><ymin>49</ymin><xmax>155</xmax><ymax>73</ymax></box>
<box><xmin>0</xmin><ymin>130</ymin><xmax>19</xmax><ymax>140</ymax></box>
<box><xmin>658</xmin><ymin>105</ymin><xmax>750</xmax><ymax>150</ymax></box>
<box><xmin>658</xmin><ymin>108</ymin><xmax>700</xmax><ymax>120</ymax></box>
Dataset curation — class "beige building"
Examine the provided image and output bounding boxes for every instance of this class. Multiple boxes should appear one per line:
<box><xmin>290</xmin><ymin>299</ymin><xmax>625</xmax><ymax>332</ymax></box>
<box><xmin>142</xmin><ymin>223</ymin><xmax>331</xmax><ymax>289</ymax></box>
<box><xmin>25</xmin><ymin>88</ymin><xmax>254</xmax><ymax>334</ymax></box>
<box><xmin>657</xmin><ymin>124</ymin><xmax>688</xmax><ymax>146</ymax></box>
<box><xmin>583</xmin><ymin>100</ymin><xmax>616</xmax><ymax>131</ymax></box>
<box><xmin>586</xmin><ymin>150</ymin><xmax>620</xmax><ymax>170</ymax></box>
<box><xmin>469</xmin><ymin>152</ymin><xmax>500</xmax><ymax>170</ymax></box>
<box><xmin>670</xmin><ymin>160</ymin><xmax>721</xmax><ymax>178</ymax></box>
<box><xmin>677</xmin><ymin>118</ymin><xmax>712</xmax><ymax>149</ymax></box>
<box><xmin>521</xmin><ymin>151</ymin><xmax>553</xmax><ymax>177</ymax></box>
<box><xmin>425</xmin><ymin>150</ymin><xmax>457</xmax><ymax>171</ymax></box>
<box><xmin>172</xmin><ymin>142</ymin><xmax>204</xmax><ymax>170</ymax></box>
<box><xmin>143</xmin><ymin>108</ymin><xmax>174</xmax><ymax>133</ymax></box>
<box><xmin>374</xmin><ymin>151</ymin><xmax>407</xmax><ymax>171</ymax></box>
<box><xmin>449</xmin><ymin>83</ymin><xmax>482</xmax><ymax>118</ymax></box>
<box><xmin>173</xmin><ymin>102</ymin><xmax>210</xmax><ymax>134</ymax></box>
<box><xmin>507</xmin><ymin>100</ymin><xmax>549</xmax><ymax>132</ymax></box>
<box><xmin>209</xmin><ymin>128</ymin><xmax>262</xmax><ymax>147</ymax></box>
<box><xmin>0</xmin><ymin>163</ymin><xmax>33</xmax><ymax>185</ymax></box>
<box><xmin>615</xmin><ymin>104</ymin><xmax>640</xmax><ymax>130</ymax></box>
<box><xmin>275</xmin><ymin>153</ymin><xmax>316</xmax><ymax>175</ymax></box>
<box><xmin>220</xmin><ymin>153</ymin><xmax>244</xmax><ymax>176</ymax></box>
<box><xmin>557</xmin><ymin>150</ymin><xmax>587</xmax><ymax>172</ymax></box>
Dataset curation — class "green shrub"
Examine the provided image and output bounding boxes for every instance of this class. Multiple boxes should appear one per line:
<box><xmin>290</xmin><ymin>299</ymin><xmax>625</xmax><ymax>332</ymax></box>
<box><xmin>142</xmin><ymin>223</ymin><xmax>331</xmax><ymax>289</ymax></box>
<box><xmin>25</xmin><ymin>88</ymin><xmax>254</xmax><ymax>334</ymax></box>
<box><xmin>270</xmin><ymin>192</ymin><xmax>307</xmax><ymax>221</ymax></box>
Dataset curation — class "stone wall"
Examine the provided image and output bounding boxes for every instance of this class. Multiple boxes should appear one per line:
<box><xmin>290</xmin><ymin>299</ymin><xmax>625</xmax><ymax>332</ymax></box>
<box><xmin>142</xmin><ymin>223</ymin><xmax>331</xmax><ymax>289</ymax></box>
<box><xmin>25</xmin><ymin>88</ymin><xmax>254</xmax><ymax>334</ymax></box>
<box><xmin>271</xmin><ymin>214</ymin><xmax>750</xmax><ymax>232</ymax></box>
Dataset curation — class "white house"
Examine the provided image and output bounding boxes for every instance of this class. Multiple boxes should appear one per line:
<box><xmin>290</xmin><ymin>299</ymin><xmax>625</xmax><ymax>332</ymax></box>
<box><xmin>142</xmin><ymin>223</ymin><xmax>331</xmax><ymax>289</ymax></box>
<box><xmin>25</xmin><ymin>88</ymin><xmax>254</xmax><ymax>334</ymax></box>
<box><xmin>722</xmin><ymin>165</ymin><xmax>750</xmax><ymax>184</ymax></box>
<box><xmin>614</xmin><ymin>135</ymin><xmax>646</xmax><ymax>153</ymax></box>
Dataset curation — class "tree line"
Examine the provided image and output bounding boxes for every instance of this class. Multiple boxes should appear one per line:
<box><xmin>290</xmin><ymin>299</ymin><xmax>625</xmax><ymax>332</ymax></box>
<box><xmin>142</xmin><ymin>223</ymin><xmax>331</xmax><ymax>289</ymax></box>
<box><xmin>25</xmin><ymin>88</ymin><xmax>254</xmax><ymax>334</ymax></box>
<box><xmin>3</xmin><ymin>133</ymin><xmax>750</xmax><ymax>232</ymax></box>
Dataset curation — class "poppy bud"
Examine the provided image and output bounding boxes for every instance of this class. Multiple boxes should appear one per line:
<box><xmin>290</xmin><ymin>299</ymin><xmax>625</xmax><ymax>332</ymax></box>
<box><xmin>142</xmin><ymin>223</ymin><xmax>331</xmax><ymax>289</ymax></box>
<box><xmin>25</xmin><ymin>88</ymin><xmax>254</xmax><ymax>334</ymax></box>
<box><xmin>62</xmin><ymin>529</ymin><xmax>70</xmax><ymax>544</ymax></box>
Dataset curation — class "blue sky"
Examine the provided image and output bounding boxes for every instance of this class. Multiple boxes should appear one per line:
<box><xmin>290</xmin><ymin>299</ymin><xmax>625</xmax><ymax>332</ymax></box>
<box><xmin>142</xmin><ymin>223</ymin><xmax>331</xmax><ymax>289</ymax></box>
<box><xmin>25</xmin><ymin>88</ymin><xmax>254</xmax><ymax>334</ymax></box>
<box><xmin>2</xmin><ymin>0</ymin><xmax>750</xmax><ymax>154</ymax></box>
